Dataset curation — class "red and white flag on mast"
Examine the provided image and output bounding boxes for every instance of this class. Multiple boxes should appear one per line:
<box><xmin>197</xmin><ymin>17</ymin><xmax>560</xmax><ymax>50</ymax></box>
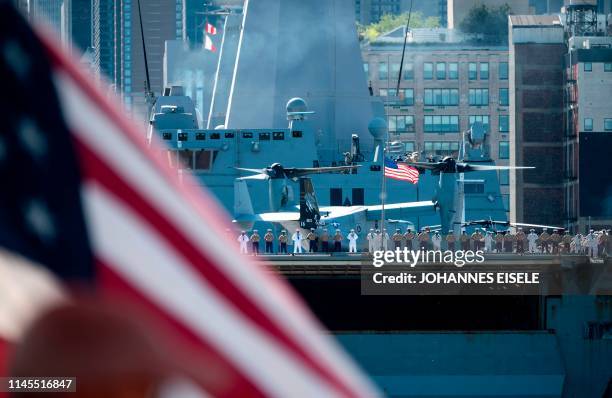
<box><xmin>204</xmin><ymin>34</ymin><xmax>217</xmax><ymax>52</ymax></box>
<box><xmin>205</xmin><ymin>22</ymin><xmax>217</xmax><ymax>35</ymax></box>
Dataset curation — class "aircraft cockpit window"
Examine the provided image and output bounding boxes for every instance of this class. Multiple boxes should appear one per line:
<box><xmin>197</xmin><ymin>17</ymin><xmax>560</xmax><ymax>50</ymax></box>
<box><xmin>225</xmin><ymin>132</ymin><xmax>235</xmax><ymax>138</ymax></box>
<box><xmin>178</xmin><ymin>132</ymin><xmax>188</xmax><ymax>141</ymax></box>
<box><xmin>162</xmin><ymin>132</ymin><xmax>172</xmax><ymax>140</ymax></box>
<box><xmin>242</xmin><ymin>132</ymin><xmax>253</xmax><ymax>138</ymax></box>
<box><xmin>292</xmin><ymin>130</ymin><xmax>303</xmax><ymax>138</ymax></box>
<box><xmin>464</xmin><ymin>182</ymin><xmax>484</xmax><ymax>194</ymax></box>
<box><xmin>273</xmin><ymin>131</ymin><xmax>284</xmax><ymax>140</ymax></box>
<box><xmin>210</xmin><ymin>133</ymin><xmax>220</xmax><ymax>139</ymax></box>
<box><xmin>195</xmin><ymin>132</ymin><xmax>206</xmax><ymax>140</ymax></box>
<box><xmin>259</xmin><ymin>132</ymin><xmax>270</xmax><ymax>141</ymax></box>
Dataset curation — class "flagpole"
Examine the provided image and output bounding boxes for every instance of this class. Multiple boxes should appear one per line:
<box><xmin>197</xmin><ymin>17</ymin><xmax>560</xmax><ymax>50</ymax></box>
<box><xmin>380</xmin><ymin>0</ymin><xmax>413</xmax><ymax>250</ymax></box>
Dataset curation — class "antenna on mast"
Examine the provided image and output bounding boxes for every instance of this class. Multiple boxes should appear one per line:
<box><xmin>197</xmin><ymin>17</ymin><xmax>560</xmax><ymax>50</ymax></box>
<box><xmin>137</xmin><ymin>0</ymin><xmax>155</xmax><ymax>118</ymax></box>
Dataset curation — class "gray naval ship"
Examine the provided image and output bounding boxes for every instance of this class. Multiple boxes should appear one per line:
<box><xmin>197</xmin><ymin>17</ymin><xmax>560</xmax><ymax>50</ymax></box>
<box><xmin>147</xmin><ymin>0</ymin><xmax>513</xmax><ymax>241</ymax></box>
<box><xmin>145</xmin><ymin>1</ymin><xmax>611</xmax><ymax>396</ymax></box>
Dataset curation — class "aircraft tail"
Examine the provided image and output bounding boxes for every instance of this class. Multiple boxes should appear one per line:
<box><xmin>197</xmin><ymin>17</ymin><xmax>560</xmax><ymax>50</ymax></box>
<box><xmin>299</xmin><ymin>178</ymin><xmax>320</xmax><ymax>229</ymax></box>
<box><xmin>234</xmin><ymin>179</ymin><xmax>254</xmax><ymax>216</ymax></box>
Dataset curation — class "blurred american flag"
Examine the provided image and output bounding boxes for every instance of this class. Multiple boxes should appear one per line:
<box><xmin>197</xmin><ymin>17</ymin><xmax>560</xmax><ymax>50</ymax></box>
<box><xmin>0</xmin><ymin>3</ymin><xmax>379</xmax><ymax>397</ymax></box>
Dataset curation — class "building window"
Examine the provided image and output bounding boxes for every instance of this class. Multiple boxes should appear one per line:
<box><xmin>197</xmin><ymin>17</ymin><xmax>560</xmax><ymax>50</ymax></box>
<box><xmin>499</xmin><ymin>62</ymin><xmax>509</xmax><ymax>80</ymax></box>
<box><xmin>499</xmin><ymin>170</ymin><xmax>509</xmax><ymax>185</ymax></box>
<box><xmin>469</xmin><ymin>115</ymin><xmax>490</xmax><ymax>132</ymax></box>
<box><xmin>379</xmin><ymin>88</ymin><xmax>388</xmax><ymax>97</ymax></box>
<box><xmin>404</xmin><ymin>62</ymin><xmax>414</xmax><ymax>80</ymax></box>
<box><xmin>436</xmin><ymin>62</ymin><xmax>446</xmax><ymax>79</ymax></box>
<box><xmin>378</xmin><ymin>62</ymin><xmax>388</xmax><ymax>80</ymax></box>
<box><xmin>424</xmin><ymin>115</ymin><xmax>459</xmax><ymax>132</ymax></box>
<box><xmin>499</xmin><ymin>141</ymin><xmax>509</xmax><ymax>159</ymax></box>
<box><xmin>584</xmin><ymin>118</ymin><xmax>593</xmax><ymax>131</ymax></box>
<box><xmin>584</xmin><ymin>62</ymin><xmax>592</xmax><ymax>72</ymax></box>
<box><xmin>448</xmin><ymin>62</ymin><xmax>458</xmax><ymax>79</ymax></box>
<box><xmin>424</xmin><ymin>89</ymin><xmax>459</xmax><ymax>106</ymax></box>
<box><xmin>499</xmin><ymin>115</ymin><xmax>509</xmax><ymax>132</ymax></box>
<box><xmin>499</xmin><ymin>88</ymin><xmax>509</xmax><ymax>106</ymax></box>
<box><xmin>388</xmin><ymin>115</ymin><xmax>415</xmax><ymax>132</ymax></box>
<box><xmin>469</xmin><ymin>89</ymin><xmax>489</xmax><ymax>106</ymax></box>
<box><xmin>480</xmin><ymin>62</ymin><xmax>489</xmax><ymax>80</ymax></box>
<box><xmin>404</xmin><ymin>141</ymin><xmax>415</xmax><ymax>152</ymax></box>
<box><xmin>605</xmin><ymin>118</ymin><xmax>612</xmax><ymax>131</ymax></box>
<box><xmin>468</xmin><ymin>62</ymin><xmax>477</xmax><ymax>80</ymax></box>
<box><xmin>424</xmin><ymin>141</ymin><xmax>460</xmax><ymax>156</ymax></box>
<box><xmin>424</xmin><ymin>62</ymin><xmax>433</xmax><ymax>80</ymax></box>
<box><xmin>464</xmin><ymin>182</ymin><xmax>485</xmax><ymax>194</ymax></box>
<box><xmin>605</xmin><ymin>63</ymin><xmax>612</xmax><ymax>72</ymax></box>
<box><xmin>391</xmin><ymin>62</ymin><xmax>401</xmax><ymax>80</ymax></box>
<box><xmin>402</xmin><ymin>88</ymin><xmax>414</xmax><ymax>105</ymax></box>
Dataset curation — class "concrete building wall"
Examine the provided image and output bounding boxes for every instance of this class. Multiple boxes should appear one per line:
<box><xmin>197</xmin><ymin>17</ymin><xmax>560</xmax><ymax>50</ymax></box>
<box><xmin>509</xmin><ymin>18</ymin><xmax>566</xmax><ymax>226</ymax></box>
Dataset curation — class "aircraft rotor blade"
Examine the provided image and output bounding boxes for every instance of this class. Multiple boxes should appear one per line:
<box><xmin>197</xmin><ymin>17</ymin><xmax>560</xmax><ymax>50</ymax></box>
<box><xmin>457</xmin><ymin>164</ymin><xmax>535</xmax><ymax>172</ymax></box>
<box><xmin>400</xmin><ymin>161</ymin><xmax>442</xmax><ymax>171</ymax></box>
<box><xmin>512</xmin><ymin>222</ymin><xmax>564</xmax><ymax>231</ymax></box>
<box><xmin>283</xmin><ymin>165</ymin><xmax>360</xmax><ymax>179</ymax></box>
<box><xmin>237</xmin><ymin>174</ymin><xmax>269</xmax><ymax>180</ymax></box>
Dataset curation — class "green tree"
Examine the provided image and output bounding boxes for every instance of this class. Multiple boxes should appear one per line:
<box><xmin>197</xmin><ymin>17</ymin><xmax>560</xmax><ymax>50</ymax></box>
<box><xmin>358</xmin><ymin>12</ymin><xmax>439</xmax><ymax>42</ymax></box>
<box><xmin>458</xmin><ymin>3</ymin><xmax>511</xmax><ymax>44</ymax></box>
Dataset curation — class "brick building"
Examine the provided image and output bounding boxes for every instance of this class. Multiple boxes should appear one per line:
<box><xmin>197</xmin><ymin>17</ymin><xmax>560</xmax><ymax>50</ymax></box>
<box><xmin>362</xmin><ymin>27</ymin><xmax>512</xmax><ymax>209</ymax></box>
<box><xmin>508</xmin><ymin>15</ymin><xmax>567</xmax><ymax>226</ymax></box>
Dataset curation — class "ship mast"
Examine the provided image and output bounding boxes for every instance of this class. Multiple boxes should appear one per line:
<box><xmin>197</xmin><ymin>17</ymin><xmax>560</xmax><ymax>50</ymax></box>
<box><xmin>380</xmin><ymin>0</ymin><xmax>413</xmax><ymax>249</ymax></box>
<box><xmin>137</xmin><ymin>0</ymin><xmax>155</xmax><ymax>119</ymax></box>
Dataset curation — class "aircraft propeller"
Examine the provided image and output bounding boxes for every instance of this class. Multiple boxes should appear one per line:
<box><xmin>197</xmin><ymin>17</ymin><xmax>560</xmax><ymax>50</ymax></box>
<box><xmin>234</xmin><ymin>162</ymin><xmax>359</xmax><ymax>181</ymax></box>
<box><xmin>400</xmin><ymin>156</ymin><xmax>534</xmax><ymax>174</ymax></box>
<box><xmin>455</xmin><ymin>219</ymin><xmax>564</xmax><ymax>232</ymax></box>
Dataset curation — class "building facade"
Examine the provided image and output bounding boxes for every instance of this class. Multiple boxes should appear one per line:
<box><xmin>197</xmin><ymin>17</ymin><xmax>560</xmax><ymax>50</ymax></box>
<box><xmin>509</xmin><ymin>15</ymin><xmax>566</xmax><ymax>227</ymax></box>
<box><xmin>92</xmin><ymin>0</ymin><xmax>182</xmax><ymax>117</ymax></box>
<box><xmin>362</xmin><ymin>27</ymin><xmax>512</xmax><ymax>210</ymax></box>
<box><xmin>564</xmin><ymin>35</ymin><xmax>612</xmax><ymax>231</ymax></box>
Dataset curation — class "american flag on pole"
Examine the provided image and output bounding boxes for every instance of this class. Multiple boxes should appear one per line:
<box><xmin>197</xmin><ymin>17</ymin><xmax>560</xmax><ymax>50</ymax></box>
<box><xmin>0</xmin><ymin>4</ymin><xmax>379</xmax><ymax>397</ymax></box>
<box><xmin>385</xmin><ymin>157</ymin><xmax>419</xmax><ymax>184</ymax></box>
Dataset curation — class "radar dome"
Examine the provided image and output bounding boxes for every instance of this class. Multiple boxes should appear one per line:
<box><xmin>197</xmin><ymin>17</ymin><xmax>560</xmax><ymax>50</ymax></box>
<box><xmin>286</xmin><ymin>97</ymin><xmax>308</xmax><ymax>114</ymax></box>
<box><xmin>368</xmin><ymin>117</ymin><xmax>388</xmax><ymax>140</ymax></box>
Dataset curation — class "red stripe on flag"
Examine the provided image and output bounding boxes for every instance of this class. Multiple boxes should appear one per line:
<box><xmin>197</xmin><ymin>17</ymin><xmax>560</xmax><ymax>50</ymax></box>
<box><xmin>39</xmin><ymin>27</ymin><xmax>377</xmax><ymax>398</ymax></box>
<box><xmin>97</xmin><ymin>261</ymin><xmax>265</xmax><ymax>398</ymax></box>
<box><xmin>74</xmin><ymin>138</ymin><xmax>360</xmax><ymax>398</ymax></box>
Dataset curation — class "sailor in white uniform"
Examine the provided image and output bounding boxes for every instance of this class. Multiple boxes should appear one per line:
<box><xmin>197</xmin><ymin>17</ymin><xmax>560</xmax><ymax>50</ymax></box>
<box><xmin>347</xmin><ymin>229</ymin><xmax>359</xmax><ymax>253</ymax></box>
<box><xmin>527</xmin><ymin>229</ymin><xmax>538</xmax><ymax>253</ymax></box>
<box><xmin>573</xmin><ymin>233</ymin><xmax>583</xmax><ymax>254</ymax></box>
<box><xmin>237</xmin><ymin>231</ymin><xmax>249</xmax><ymax>254</ymax></box>
<box><xmin>484</xmin><ymin>231</ymin><xmax>493</xmax><ymax>253</ymax></box>
<box><xmin>586</xmin><ymin>229</ymin><xmax>597</xmax><ymax>257</ymax></box>
<box><xmin>366</xmin><ymin>228</ymin><xmax>376</xmax><ymax>253</ymax></box>
<box><xmin>431</xmin><ymin>231</ymin><xmax>442</xmax><ymax>251</ymax></box>
<box><xmin>381</xmin><ymin>229</ymin><xmax>389</xmax><ymax>251</ymax></box>
<box><xmin>374</xmin><ymin>229</ymin><xmax>382</xmax><ymax>251</ymax></box>
<box><xmin>292</xmin><ymin>229</ymin><xmax>303</xmax><ymax>254</ymax></box>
